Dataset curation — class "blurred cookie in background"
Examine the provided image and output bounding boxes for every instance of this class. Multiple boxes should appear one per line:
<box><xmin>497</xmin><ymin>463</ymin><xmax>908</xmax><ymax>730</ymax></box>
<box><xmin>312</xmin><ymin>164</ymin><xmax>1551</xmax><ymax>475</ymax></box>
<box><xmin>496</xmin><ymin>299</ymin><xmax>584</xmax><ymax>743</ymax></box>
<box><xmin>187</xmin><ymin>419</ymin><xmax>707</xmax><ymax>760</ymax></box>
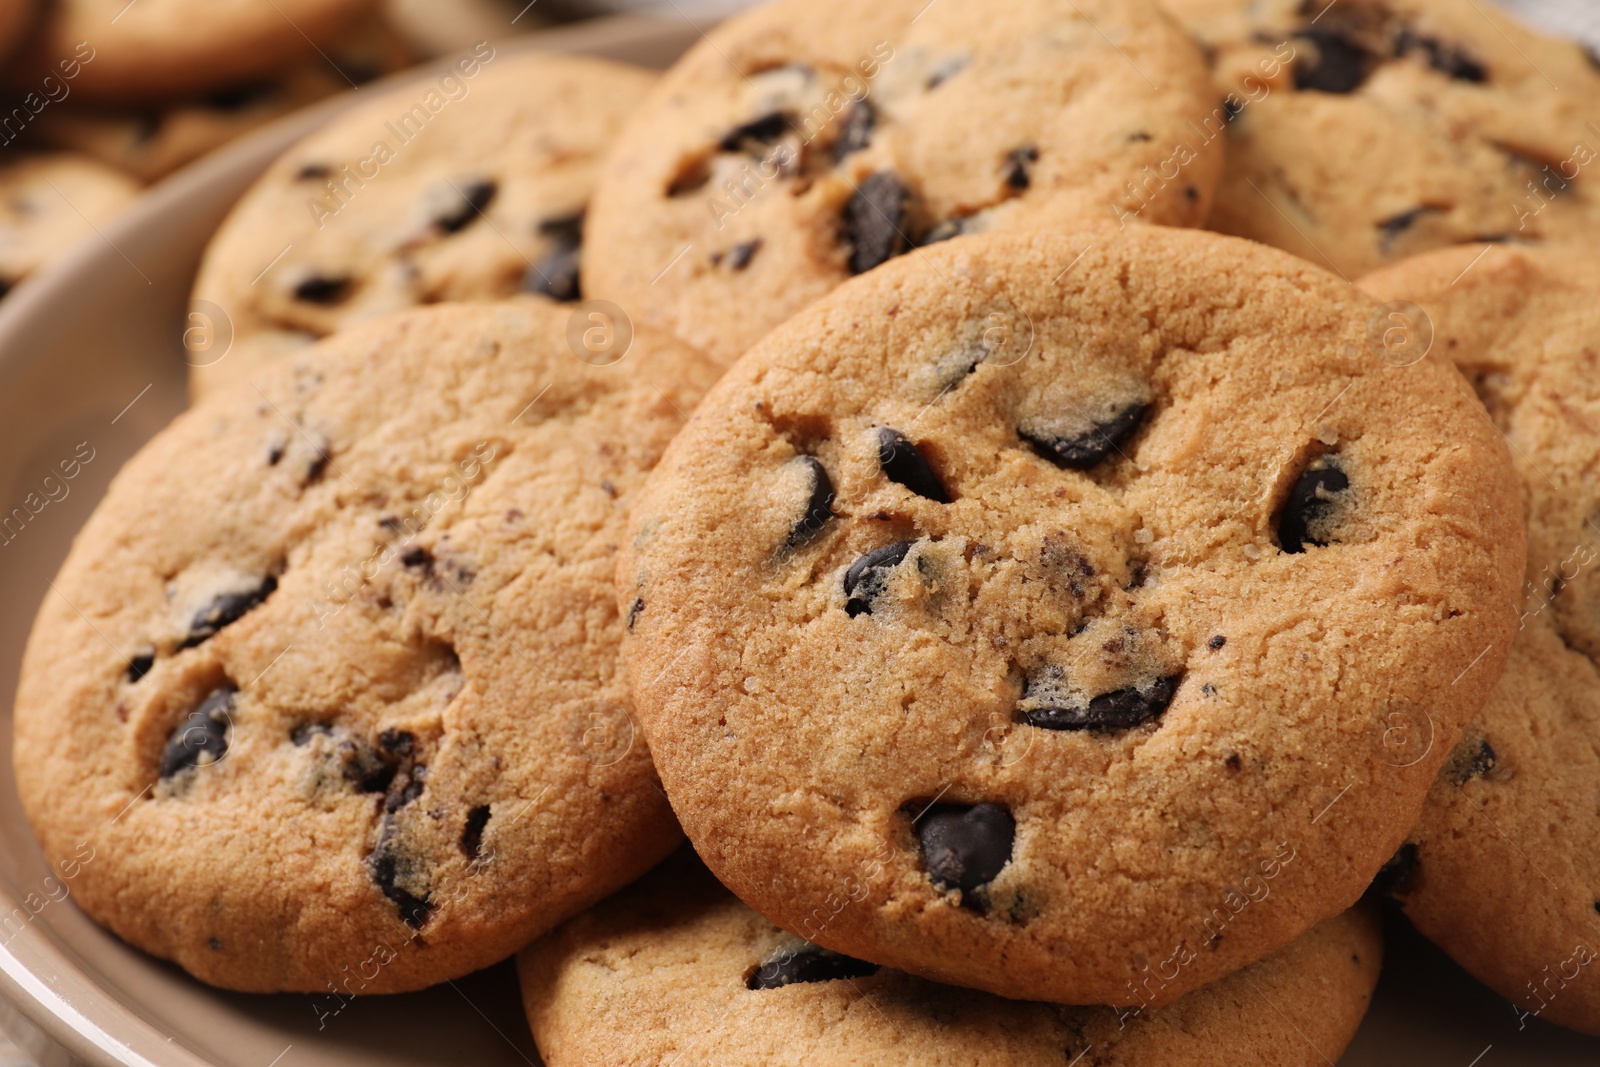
<box><xmin>5</xmin><ymin>0</ymin><xmax>380</xmax><ymax>103</ymax></box>
<box><xmin>383</xmin><ymin>0</ymin><xmax>546</xmax><ymax>57</ymax></box>
<box><xmin>1166</xmin><ymin>0</ymin><xmax>1600</xmax><ymax>278</ymax></box>
<box><xmin>22</xmin><ymin>13</ymin><xmax>415</xmax><ymax>183</ymax></box>
<box><xmin>0</xmin><ymin>152</ymin><xmax>138</xmax><ymax>298</ymax></box>
<box><xmin>189</xmin><ymin>50</ymin><xmax>653</xmax><ymax>398</ymax></box>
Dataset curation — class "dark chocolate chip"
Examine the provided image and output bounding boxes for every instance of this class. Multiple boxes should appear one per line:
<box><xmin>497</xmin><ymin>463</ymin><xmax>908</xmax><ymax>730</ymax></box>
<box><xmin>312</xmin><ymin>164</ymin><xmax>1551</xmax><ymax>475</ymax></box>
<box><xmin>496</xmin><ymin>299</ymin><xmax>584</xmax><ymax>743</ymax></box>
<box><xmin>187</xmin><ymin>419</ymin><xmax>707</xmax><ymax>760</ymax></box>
<box><xmin>786</xmin><ymin>457</ymin><xmax>836</xmax><ymax>550</ymax></box>
<box><xmin>917</xmin><ymin>803</ymin><xmax>1015</xmax><ymax>895</ymax></box>
<box><xmin>379</xmin><ymin>729</ymin><xmax>415</xmax><ymax>756</ymax></box>
<box><xmin>1397</xmin><ymin>30</ymin><xmax>1487</xmax><ymax>82</ymax></box>
<box><xmin>1207</xmin><ymin>635</ymin><xmax>1226</xmax><ymax>651</ymax></box>
<box><xmin>1448</xmin><ymin>737</ymin><xmax>1496</xmax><ymax>785</ymax></box>
<box><xmin>296</xmin><ymin>163</ymin><xmax>333</xmax><ymax>181</ymax></box>
<box><xmin>525</xmin><ymin>212</ymin><xmax>584</xmax><ymax>301</ymax></box>
<box><xmin>720</xmin><ymin>111</ymin><xmax>792</xmax><ymax>153</ymax></box>
<box><xmin>1019</xmin><ymin>401</ymin><xmax>1147</xmax><ymax>469</ymax></box>
<box><xmin>385</xmin><ymin>766</ymin><xmax>426</xmax><ymax>814</ymax></box>
<box><xmin>919</xmin><ymin>217</ymin><xmax>967</xmax><ymax>246</ymax></box>
<box><xmin>1370</xmin><ymin>843</ymin><xmax>1418</xmax><ymax>897</ymax></box>
<box><xmin>844</xmin><ymin>540</ymin><xmax>915</xmax><ymax>617</ymax></box>
<box><xmin>402</xmin><ymin>546</ymin><xmax>433</xmax><ymax>570</ymax></box>
<box><xmin>1277</xmin><ymin>458</ymin><xmax>1350</xmax><ymax>553</ymax></box>
<box><xmin>209</xmin><ymin>937</ymin><xmax>222</xmax><ymax>950</ymax></box>
<box><xmin>159</xmin><ymin>687</ymin><xmax>235</xmax><ymax>778</ymax></box>
<box><xmin>205</xmin><ymin>82</ymin><xmax>274</xmax><ymax>111</ymax></box>
<box><xmin>833</xmin><ymin>99</ymin><xmax>876</xmax><ymax>161</ymax></box>
<box><xmin>1377</xmin><ymin>205</ymin><xmax>1438</xmax><ymax>249</ymax></box>
<box><xmin>1293</xmin><ymin>29</ymin><xmax>1375</xmax><ymax>93</ymax></box>
<box><xmin>1225</xmin><ymin>752</ymin><xmax>1243</xmax><ymax>772</ymax></box>
<box><xmin>460</xmin><ymin>805</ymin><xmax>491</xmax><ymax>859</ymax></box>
<box><xmin>926</xmin><ymin>57</ymin><xmax>967</xmax><ymax>89</ymax></box>
<box><xmin>725</xmin><ymin>238</ymin><xmax>763</xmax><ymax>272</ymax></box>
<box><xmin>0</xmin><ymin>278</ymin><xmax>12</xmax><ymax>300</ymax></box>
<box><xmin>341</xmin><ymin>741</ymin><xmax>395</xmax><ymax>794</ymax></box>
<box><xmin>290</xmin><ymin>722</ymin><xmax>330</xmax><ymax>746</ymax></box>
<box><xmin>843</xmin><ymin>172</ymin><xmax>909</xmax><ymax>275</ymax></box>
<box><xmin>127</xmin><ymin>651</ymin><xmax>155</xmax><ymax>682</ymax></box>
<box><xmin>368</xmin><ymin>841</ymin><xmax>432</xmax><ymax>927</ymax></box>
<box><xmin>181</xmin><ymin>576</ymin><xmax>277</xmax><ymax>649</ymax></box>
<box><xmin>267</xmin><ymin>441</ymin><xmax>286</xmax><ymax>466</ymax></box>
<box><xmin>1129</xmin><ymin>131</ymin><xmax>1154</xmax><ymax>143</ymax></box>
<box><xmin>1022</xmin><ymin>675</ymin><xmax>1180</xmax><ymax>732</ymax></box>
<box><xmin>627</xmin><ymin>597</ymin><xmax>644</xmax><ymax>631</ymax></box>
<box><xmin>293</xmin><ymin>274</ymin><xmax>352</xmax><ymax>305</ymax></box>
<box><xmin>1222</xmin><ymin>96</ymin><xmax>1245</xmax><ymax>122</ymax></box>
<box><xmin>876</xmin><ymin>428</ymin><xmax>948</xmax><ymax>503</ymax></box>
<box><xmin>431</xmin><ymin>178</ymin><xmax>497</xmax><ymax>234</ymax></box>
<box><xmin>1003</xmin><ymin>145</ymin><xmax>1039</xmax><ymax>191</ymax></box>
<box><xmin>747</xmin><ymin>943</ymin><xmax>879</xmax><ymax>990</ymax></box>
<box><xmin>305</xmin><ymin>452</ymin><xmax>330</xmax><ymax>485</ymax></box>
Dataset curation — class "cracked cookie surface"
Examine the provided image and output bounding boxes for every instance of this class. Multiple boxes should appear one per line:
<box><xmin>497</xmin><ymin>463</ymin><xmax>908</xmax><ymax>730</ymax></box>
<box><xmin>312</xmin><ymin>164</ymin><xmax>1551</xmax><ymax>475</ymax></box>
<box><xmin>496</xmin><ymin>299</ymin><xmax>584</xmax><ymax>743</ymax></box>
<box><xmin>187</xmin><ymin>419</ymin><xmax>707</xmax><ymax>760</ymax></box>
<box><xmin>1166</xmin><ymin>0</ymin><xmax>1600</xmax><ymax>278</ymax></box>
<box><xmin>1361</xmin><ymin>243</ymin><xmax>1600</xmax><ymax>1036</ymax></box>
<box><xmin>190</xmin><ymin>51</ymin><xmax>653</xmax><ymax>398</ymax></box>
<box><xmin>13</xmin><ymin>300</ymin><xmax>721</xmax><ymax>992</ymax></box>
<box><xmin>519</xmin><ymin>850</ymin><xmax>1382</xmax><ymax>1067</ymax></box>
<box><xmin>617</xmin><ymin>225</ymin><xmax>1523</xmax><ymax>1006</ymax></box>
<box><xmin>583</xmin><ymin>0</ymin><xmax>1224</xmax><ymax>366</ymax></box>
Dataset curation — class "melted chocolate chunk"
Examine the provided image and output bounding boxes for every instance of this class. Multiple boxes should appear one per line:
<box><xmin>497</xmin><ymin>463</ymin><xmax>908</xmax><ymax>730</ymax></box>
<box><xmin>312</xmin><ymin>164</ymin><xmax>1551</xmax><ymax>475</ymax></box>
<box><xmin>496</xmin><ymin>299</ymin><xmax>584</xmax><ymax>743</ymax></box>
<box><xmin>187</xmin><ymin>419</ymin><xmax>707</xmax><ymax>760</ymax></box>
<box><xmin>747</xmin><ymin>943</ymin><xmax>879</xmax><ymax>990</ymax></box>
<box><xmin>843</xmin><ymin>172</ymin><xmax>909</xmax><ymax>274</ymax></box>
<box><xmin>1370</xmin><ymin>843</ymin><xmax>1418</xmax><ymax>897</ymax></box>
<box><xmin>1019</xmin><ymin>402</ymin><xmax>1147</xmax><ymax>470</ymax></box>
<box><xmin>181</xmin><ymin>576</ymin><xmax>277</xmax><ymax>649</ymax></box>
<box><xmin>1003</xmin><ymin>145</ymin><xmax>1039</xmax><ymax>191</ymax></box>
<box><xmin>127</xmin><ymin>650</ymin><xmax>155</xmax><ymax>682</ymax></box>
<box><xmin>1277</xmin><ymin>458</ymin><xmax>1350</xmax><ymax>553</ymax></box>
<box><xmin>1208</xmin><ymin>635</ymin><xmax>1227</xmax><ymax>651</ymax></box>
<box><xmin>293</xmin><ymin>274</ymin><xmax>352</xmax><ymax>305</ymax></box>
<box><xmin>720</xmin><ymin>111</ymin><xmax>792</xmax><ymax>153</ymax></box>
<box><xmin>833</xmin><ymin>99</ymin><xmax>876</xmax><ymax>161</ymax></box>
<box><xmin>786</xmin><ymin>457</ymin><xmax>836</xmax><ymax>550</ymax></box>
<box><xmin>1447</xmin><ymin>737</ymin><xmax>1497</xmax><ymax>785</ymax></box>
<box><xmin>1398</xmin><ymin>30</ymin><xmax>1487</xmax><ymax>82</ymax></box>
<box><xmin>1293</xmin><ymin>28</ymin><xmax>1376</xmax><ymax>93</ymax></box>
<box><xmin>844</xmin><ymin>540</ymin><xmax>916</xmax><ymax>617</ymax></box>
<box><xmin>205</xmin><ymin>82</ymin><xmax>274</xmax><ymax>111</ymax></box>
<box><xmin>524</xmin><ymin>212</ymin><xmax>584</xmax><ymax>301</ymax></box>
<box><xmin>460</xmin><ymin>805</ymin><xmax>491</xmax><ymax>859</ymax></box>
<box><xmin>1022</xmin><ymin>675</ymin><xmax>1180</xmax><ymax>731</ymax></box>
<box><xmin>432</xmin><ymin>178</ymin><xmax>498</xmax><ymax>234</ymax></box>
<box><xmin>369</xmin><ymin>840</ymin><xmax>432</xmax><ymax>928</ymax></box>
<box><xmin>877</xmin><ymin>428</ymin><xmax>948</xmax><ymax>503</ymax></box>
<box><xmin>159</xmin><ymin>687</ymin><xmax>235</xmax><ymax>778</ymax></box>
<box><xmin>917</xmin><ymin>803</ymin><xmax>1015</xmax><ymax>896</ymax></box>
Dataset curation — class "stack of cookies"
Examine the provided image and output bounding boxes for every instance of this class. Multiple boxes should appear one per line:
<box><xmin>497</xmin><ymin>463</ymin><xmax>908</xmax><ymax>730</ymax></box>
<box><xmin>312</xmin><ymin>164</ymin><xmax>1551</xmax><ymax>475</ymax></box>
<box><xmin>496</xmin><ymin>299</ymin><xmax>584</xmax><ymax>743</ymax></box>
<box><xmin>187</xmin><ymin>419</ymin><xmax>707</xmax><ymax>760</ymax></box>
<box><xmin>11</xmin><ymin>0</ymin><xmax>1600</xmax><ymax>1062</ymax></box>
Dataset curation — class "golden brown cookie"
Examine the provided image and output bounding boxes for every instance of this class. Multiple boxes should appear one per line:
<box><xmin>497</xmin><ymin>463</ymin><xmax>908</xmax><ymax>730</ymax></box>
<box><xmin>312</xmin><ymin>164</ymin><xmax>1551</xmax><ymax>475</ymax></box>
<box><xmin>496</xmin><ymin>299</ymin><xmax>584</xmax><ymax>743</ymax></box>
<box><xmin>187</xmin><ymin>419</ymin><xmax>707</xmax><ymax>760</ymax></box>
<box><xmin>617</xmin><ymin>224</ymin><xmax>1524</xmax><ymax>1007</ymax></box>
<box><xmin>13</xmin><ymin>300</ymin><xmax>719</xmax><ymax>992</ymax></box>
<box><xmin>1361</xmin><ymin>242</ymin><xmax>1600</xmax><ymax>1036</ymax></box>
<box><xmin>519</xmin><ymin>851</ymin><xmax>1382</xmax><ymax>1067</ymax></box>
<box><xmin>585</xmin><ymin>0</ymin><xmax>1225</xmax><ymax>365</ymax></box>
<box><xmin>0</xmin><ymin>151</ymin><xmax>139</xmax><ymax>296</ymax></box>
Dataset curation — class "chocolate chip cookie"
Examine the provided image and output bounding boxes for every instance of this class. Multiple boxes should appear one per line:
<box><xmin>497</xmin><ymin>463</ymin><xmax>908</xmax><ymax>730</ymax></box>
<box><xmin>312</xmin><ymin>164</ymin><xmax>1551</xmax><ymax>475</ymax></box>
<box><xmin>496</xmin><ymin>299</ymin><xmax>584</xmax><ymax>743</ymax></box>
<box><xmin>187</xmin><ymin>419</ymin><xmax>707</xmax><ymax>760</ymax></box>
<box><xmin>519</xmin><ymin>850</ymin><xmax>1382</xmax><ymax>1066</ymax></box>
<box><xmin>583</xmin><ymin>0</ymin><xmax>1225</xmax><ymax>365</ymax></box>
<box><xmin>6</xmin><ymin>0</ymin><xmax>377</xmax><ymax>103</ymax></box>
<box><xmin>189</xmin><ymin>50</ymin><xmax>652</xmax><ymax>399</ymax></box>
<box><xmin>617</xmin><ymin>224</ymin><xmax>1525</xmax><ymax>1006</ymax></box>
<box><xmin>12</xmin><ymin>299</ymin><xmax>720</xmax><ymax>993</ymax></box>
<box><xmin>1361</xmin><ymin>243</ymin><xmax>1600</xmax><ymax>1036</ymax></box>
<box><xmin>0</xmin><ymin>152</ymin><xmax>139</xmax><ymax>297</ymax></box>
<box><xmin>1166</xmin><ymin>0</ymin><xmax>1600</xmax><ymax>278</ymax></box>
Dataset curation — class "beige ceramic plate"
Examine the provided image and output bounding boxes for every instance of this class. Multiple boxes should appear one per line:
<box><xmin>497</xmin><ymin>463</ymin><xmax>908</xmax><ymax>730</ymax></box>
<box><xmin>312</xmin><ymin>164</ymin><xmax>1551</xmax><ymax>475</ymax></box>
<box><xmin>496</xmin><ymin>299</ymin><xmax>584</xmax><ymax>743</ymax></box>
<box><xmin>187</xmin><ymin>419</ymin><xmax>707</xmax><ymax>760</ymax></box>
<box><xmin>0</xmin><ymin>6</ymin><xmax>1598</xmax><ymax>1066</ymax></box>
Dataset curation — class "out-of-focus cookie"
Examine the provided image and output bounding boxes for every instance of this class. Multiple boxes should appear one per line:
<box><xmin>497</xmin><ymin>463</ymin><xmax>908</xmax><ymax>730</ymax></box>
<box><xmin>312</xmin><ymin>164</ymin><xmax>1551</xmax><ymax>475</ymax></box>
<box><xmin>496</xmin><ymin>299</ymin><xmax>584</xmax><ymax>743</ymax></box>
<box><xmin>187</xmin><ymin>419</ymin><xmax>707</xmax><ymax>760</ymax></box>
<box><xmin>0</xmin><ymin>0</ymin><xmax>34</xmax><ymax>64</ymax></box>
<box><xmin>617</xmin><ymin>224</ymin><xmax>1525</xmax><ymax>1007</ymax></box>
<box><xmin>0</xmin><ymin>152</ymin><xmax>138</xmax><ymax>296</ymax></box>
<box><xmin>7</xmin><ymin>0</ymin><xmax>379</xmax><ymax>103</ymax></box>
<box><xmin>13</xmin><ymin>300</ymin><xmax>720</xmax><ymax>992</ymax></box>
<box><xmin>190</xmin><ymin>50</ymin><xmax>653</xmax><ymax>398</ymax></box>
<box><xmin>1361</xmin><ymin>243</ymin><xmax>1600</xmax><ymax>1036</ymax></box>
<box><xmin>585</xmin><ymin>0</ymin><xmax>1225</xmax><ymax>365</ymax></box>
<box><xmin>1166</xmin><ymin>0</ymin><xmax>1600</xmax><ymax>278</ymax></box>
<box><xmin>519</xmin><ymin>852</ymin><xmax>1383</xmax><ymax>1067</ymax></box>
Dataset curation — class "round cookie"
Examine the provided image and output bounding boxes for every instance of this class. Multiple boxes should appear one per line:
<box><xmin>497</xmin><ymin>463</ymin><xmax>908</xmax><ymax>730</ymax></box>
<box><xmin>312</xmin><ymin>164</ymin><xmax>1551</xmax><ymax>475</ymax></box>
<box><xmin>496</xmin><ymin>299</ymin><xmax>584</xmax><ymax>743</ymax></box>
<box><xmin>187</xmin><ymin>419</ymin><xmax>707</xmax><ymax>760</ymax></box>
<box><xmin>519</xmin><ymin>851</ymin><xmax>1383</xmax><ymax>1067</ymax></box>
<box><xmin>6</xmin><ymin>0</ymin><xmax>378</xmax><ymax>103</ymax></box>
<box><xmin>617</xmin><ymin>224</ymin><xmax>1525</xmax><ymax>1007</ymax></box>
<box><xmin>27</xmin><ymin>13</ymin><xmax>415</xmax><ymax>183</ymax></box>
<box><xmin>12</xmin><ymin>300</ymin><xmax>721</xmax><ymax>993</ymax></box>
<box><xmin>583</xmin><ymin>0</ymin><xmax>1225</xmax><ymax>366</ymax></box>
<box><xmin>1360</xmin><ymin>243</ymin><xmax>1600</xmax><ymax>1035</ymax></box>
<box><xmin>0</xmin><ymin>152</ymin><xmax>139</xmax><ymax>297</ymax></box>
<box><xmin>189</xmin><ymin>51</ymin><xmax>653</xmax><ymax>399</ymax></box>
<box><xmin>1166</xmin><ymin>0</ymin><xmax>1600</xmax><ymax>279</ymax></box>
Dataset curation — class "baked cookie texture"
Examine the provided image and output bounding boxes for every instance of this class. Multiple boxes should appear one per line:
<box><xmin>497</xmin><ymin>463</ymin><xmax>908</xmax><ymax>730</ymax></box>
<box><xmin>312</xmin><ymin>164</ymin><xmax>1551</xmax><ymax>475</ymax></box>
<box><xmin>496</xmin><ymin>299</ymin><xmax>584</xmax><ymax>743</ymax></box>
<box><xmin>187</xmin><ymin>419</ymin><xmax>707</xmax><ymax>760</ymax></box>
<box><xmin>1361</xmin><ymin>243</ymin><xmax>1600</xmax><ymax>1036</ymax></box>
<box><xmin>617</xmin><ymin>225</ymin><xmax>1525</xmax><ymax>1007</ymax></box>
<box><xmin>190</xmin><ymin>51</ymin><xmax>653</xmax><ymax>399</ymax></box>
<box><xmin>6</xmin><ymin>0</ymin><xmax>378</xmax><ymax>103</ymax></box>
<box><xmin>12</xmin><ymin>300</ymin><xmax>720</xmax><ymax>993</ymax></box>
<box><xmin>584</xmin><ymin>0</ymin><xmax>1226</xmax><ymax>366</ymax></box>
<box><xmin>1165</xmin><ymin>0</ymin><xmax>1600</xmax><ymax>280</ymax></box>
<box><xmin>519</xmin><ymin>851</ymin><xmax>1382</xmax><ymax>1067</ymax></box>
<box><xmin>0</xmin><ymin>152</ymin><xmax>139</xmax><ymax>295</ymax></box>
